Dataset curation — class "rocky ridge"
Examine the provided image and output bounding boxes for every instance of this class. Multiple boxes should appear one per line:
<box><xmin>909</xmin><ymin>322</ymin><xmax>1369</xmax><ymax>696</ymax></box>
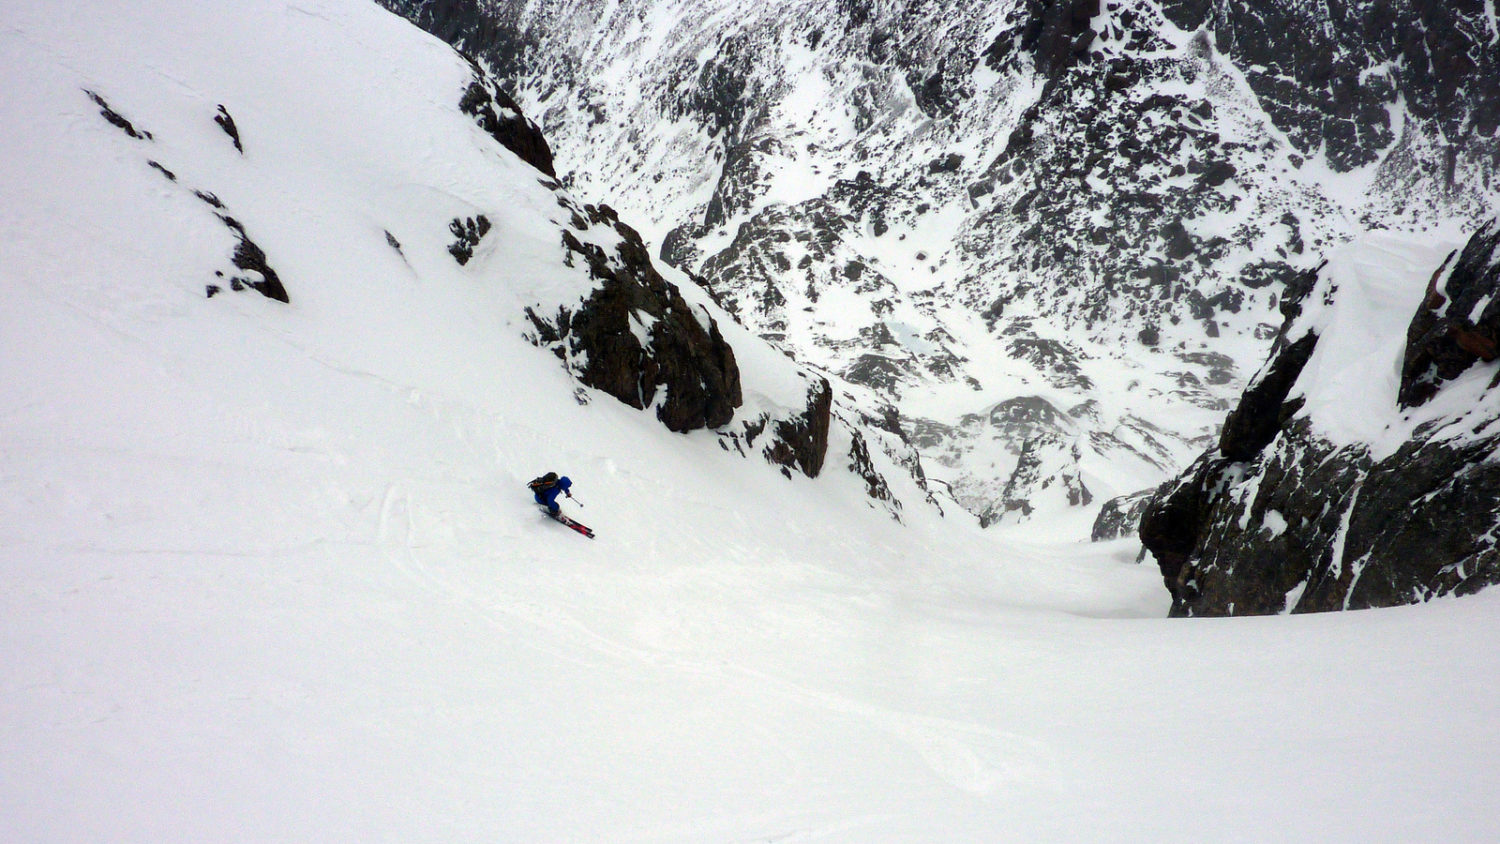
<box><xmin>1140</xmin><ymin>222</ymin><xmax>1500</xmax><ymax>615</ymax></box>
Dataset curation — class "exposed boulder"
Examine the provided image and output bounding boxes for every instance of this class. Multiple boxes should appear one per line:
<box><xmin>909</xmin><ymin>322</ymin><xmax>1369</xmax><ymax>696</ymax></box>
<box><xmin>1141</xmin><ymin>226</ymin><xmax>1500</xmax><ymax>616</ymax></box>
<box><xmin>217</xmin><ymin>214</ymin><xmax>290</xmax><ymax>304</ymax></box>
<box><xmin>447</xmin><ymin>214</ymin><xmax>491</xmax><ymax>265</ymax></box>
<box><xmin>84</xmin><ymin>89</ymin><xmax>152</xmax><ymax>140</ymax></box>
<box><xmin>214</xmin><ymin>104</ymin><xmax>243</xmax><ymax>153</ymax></box>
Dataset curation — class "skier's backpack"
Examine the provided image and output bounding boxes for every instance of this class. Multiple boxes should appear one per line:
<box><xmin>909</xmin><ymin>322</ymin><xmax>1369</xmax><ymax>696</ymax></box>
<box><xmin>527</xmin><ymin>471</ymin><xmax>559</xmax><ymax>493</ymax></box>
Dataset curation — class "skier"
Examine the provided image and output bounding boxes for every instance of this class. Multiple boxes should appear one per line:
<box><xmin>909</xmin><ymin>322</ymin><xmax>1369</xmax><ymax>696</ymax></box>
<box><xmin>526</xmin><ymin>471</ymin><xmax>593</xmax><ymax>538</ymax></box>
<box><xmin>527</xmin><ymin>471</ymin><xmax>573</xmax><ymax>515</ymax></box>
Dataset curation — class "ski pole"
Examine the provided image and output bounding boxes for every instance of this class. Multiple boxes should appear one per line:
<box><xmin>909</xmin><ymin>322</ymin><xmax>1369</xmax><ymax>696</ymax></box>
<box><xmin>568</xmin><ymin>493</ymin><xmax>584</xmax><ymax>508</ymax></box>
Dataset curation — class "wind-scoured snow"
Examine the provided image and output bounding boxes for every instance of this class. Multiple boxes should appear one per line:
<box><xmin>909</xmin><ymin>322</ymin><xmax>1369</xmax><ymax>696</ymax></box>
<box><xmin>3</xmin><ymin>1</ymin><xmax>1499</xmax><ymax>840</ymax></box>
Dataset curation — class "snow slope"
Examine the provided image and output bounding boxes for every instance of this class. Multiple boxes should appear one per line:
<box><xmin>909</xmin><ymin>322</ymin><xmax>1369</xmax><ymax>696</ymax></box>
<box><xmin>3</xmin><ymin>1</ymin><xmax>1499</xmax><ymax>840</ymax></box>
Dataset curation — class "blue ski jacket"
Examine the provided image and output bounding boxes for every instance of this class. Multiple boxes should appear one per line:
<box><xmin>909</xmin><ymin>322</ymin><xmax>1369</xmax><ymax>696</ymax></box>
<box><xmin>535</xmin><ymin>475</ymin><xmax>572</xmax><ymax>513</ymax></box>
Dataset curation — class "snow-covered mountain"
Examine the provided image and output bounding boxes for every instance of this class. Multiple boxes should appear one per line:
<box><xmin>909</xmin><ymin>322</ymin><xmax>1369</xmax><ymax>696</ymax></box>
<box><xmin>5</xmin><ymin>0</ymin><xmax>1500</xmax><ymax>838</ymax></box>
<box><xmin>383</xmin><ymin>0</ymin><xmax>1500</xmax><ymax>528</ymax></box>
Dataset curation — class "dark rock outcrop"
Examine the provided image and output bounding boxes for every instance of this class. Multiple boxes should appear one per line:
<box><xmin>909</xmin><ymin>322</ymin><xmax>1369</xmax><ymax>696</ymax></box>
<box><xmin>527</xmin><ymin>203</ymin><xmax>741</xmax><ymax>432</ymax></box>
<box><xmin>84</xmin><ymin>89</ymin><xmax>152</xmax><ymax>140</ymax></box>
<box><xmin>218</xmin><ymin>215</ymin><xmax>290</xmax><ymax>303</ymax></box>
<box><xmin>113</xmin><ymin>108</ymin><xmax>289</xmax><ymax>305</ymax></box>
<box><xmin>766</xmin><ymin>377</ymin><xmax>833</xmax><ymax>477</ymax></box>
<box><xmin>847</xmin><ymin>428</ymin><xmax>897</xmax><ymax>507</ymax></box>
<box><xmin>1216</xmin><ymin>330</ymin><xmax>1316</xmax><ymax>460</ymax></box>
<box><xmin>458</xmin><ymin>63</ymin><xmax>555</xmax><ymax>178</ymax></box>
<box><xmin>196</xmin><ymin>192</ymin><xmax>289</xmax><ymax>303</ymax></box>
<box><xmin>714</xmin><ymin>375</ymin><xmax>834</xmax><ymax>479</ymax></box>
<box><xmin>1141</xmin><ymin>224</ymin><xmax>1500</xmax><ymax>616</ymax></box>
<box><xmin>447</xmin><ymin>214</ymin><xmax>491</xmax><ymax>265</ymax></box>
<box><xmin>214</xmin><ymin>104</ymin><xmax>243</xmax><ymax>153</ymax></box>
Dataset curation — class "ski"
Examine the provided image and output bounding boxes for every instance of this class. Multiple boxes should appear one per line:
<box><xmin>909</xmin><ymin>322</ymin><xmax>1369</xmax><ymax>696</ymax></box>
<box><xmin>545</xmin><ymin>509</ymin><xmax>595</xmax><ymax>539</ymax></box>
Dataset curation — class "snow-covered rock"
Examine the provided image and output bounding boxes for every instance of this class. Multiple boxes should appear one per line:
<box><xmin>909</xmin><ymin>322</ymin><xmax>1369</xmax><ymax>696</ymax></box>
<box><xmin>1141</xmin><ymin>224</ymin><xmax>1500</xmax><ymax>615</ymax></box>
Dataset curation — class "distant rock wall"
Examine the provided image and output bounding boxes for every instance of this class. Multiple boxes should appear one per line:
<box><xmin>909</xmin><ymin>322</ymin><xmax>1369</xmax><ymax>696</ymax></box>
<box><xmin>1091</xmin><ymin>489</ymin><xmax>1151</xmax><ymax>541</ymax></box>
<box><xmin>1141</xmin><ymin>221</ymin><xmax>1500</xmax><ymax>616</ymax></box>
<box><xmin>1160</xmin><ymin>0</ymin><xmax>1500</xmax><ymax>177</ymax></box>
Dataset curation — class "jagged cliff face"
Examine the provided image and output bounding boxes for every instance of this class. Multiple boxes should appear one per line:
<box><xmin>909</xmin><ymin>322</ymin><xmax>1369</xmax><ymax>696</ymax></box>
<box><xmin>380</xmin><ymin>0</ymin><xmax>1499</xmax><ymax>528</ymax></box>
<box><xmin>1141</xmin><ymin>222</ymin><xmax>1500</xmax><ymax>616</ymax></box>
